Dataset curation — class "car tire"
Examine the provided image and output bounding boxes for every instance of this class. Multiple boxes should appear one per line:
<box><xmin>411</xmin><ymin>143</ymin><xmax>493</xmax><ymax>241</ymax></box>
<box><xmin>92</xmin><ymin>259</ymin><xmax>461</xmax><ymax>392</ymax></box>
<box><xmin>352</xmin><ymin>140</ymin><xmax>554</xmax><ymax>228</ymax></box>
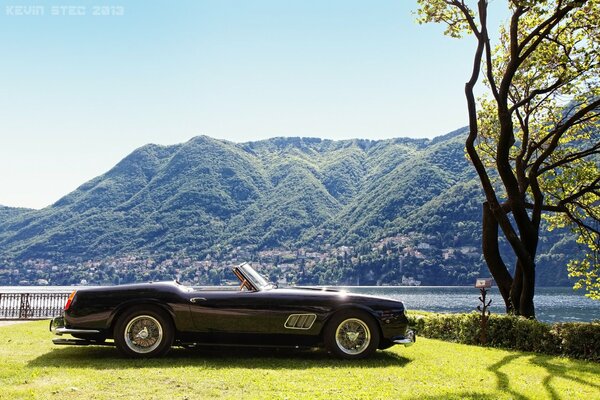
<box><xmin>324</xmin><ymin>310</ymin><xmax>380</xmax><ymax>359</ymax></box>
<box><xmin>114</xmin><ymin>306</ymin><xmax>174</xmax><ymax>358</ymax></box>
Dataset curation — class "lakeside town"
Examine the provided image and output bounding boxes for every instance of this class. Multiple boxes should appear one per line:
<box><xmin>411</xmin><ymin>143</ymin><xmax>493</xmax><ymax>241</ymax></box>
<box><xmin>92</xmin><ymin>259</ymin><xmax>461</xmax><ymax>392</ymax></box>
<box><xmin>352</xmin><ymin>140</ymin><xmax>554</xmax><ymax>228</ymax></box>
<box><xmin>0</xmin><ymin>235</ymin><xmax>483</xmax><ymax>287</ymax></box>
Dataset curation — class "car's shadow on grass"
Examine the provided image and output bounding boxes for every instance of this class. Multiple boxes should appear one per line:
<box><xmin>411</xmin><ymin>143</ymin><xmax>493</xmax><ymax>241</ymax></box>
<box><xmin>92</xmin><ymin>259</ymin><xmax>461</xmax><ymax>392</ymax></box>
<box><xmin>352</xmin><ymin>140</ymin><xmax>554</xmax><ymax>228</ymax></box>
<box><xmin>28</xmin><ymin>345</ymin><xmax>411</xmax><ymax>370</ymax></box>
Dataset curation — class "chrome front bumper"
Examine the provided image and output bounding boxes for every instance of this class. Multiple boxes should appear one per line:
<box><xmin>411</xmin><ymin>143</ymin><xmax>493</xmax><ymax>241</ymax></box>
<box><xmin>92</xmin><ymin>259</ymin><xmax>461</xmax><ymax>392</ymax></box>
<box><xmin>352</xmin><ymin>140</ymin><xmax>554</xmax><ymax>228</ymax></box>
<box><xmin>392</xmin><ymin>329</ymin><xmax>416</xmax><ymax>347</ymax></box>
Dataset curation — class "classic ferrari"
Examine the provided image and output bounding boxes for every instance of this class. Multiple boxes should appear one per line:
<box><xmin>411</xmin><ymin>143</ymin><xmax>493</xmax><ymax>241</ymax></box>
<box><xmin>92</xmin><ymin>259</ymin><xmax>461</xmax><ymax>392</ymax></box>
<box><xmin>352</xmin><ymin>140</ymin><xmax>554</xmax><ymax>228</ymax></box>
<box><xmin>50</xmin><ymin>263</ymin><xmax>415</xmax><ymax>359</ymax></box>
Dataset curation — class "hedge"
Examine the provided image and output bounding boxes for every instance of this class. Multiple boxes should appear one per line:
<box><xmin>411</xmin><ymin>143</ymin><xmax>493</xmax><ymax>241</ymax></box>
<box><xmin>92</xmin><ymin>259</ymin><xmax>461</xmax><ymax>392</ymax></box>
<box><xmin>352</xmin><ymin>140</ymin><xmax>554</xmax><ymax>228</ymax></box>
<box><xmin>407</xmin><ymin>311</ymin><xmax>600</xmax><ymax>362</ymax></box>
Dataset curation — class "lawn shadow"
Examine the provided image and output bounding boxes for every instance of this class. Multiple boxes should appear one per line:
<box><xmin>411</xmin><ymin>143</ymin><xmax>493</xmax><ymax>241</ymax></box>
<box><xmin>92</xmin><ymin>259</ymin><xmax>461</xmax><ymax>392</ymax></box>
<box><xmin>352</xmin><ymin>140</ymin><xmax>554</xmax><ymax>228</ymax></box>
<box><xmin>487</xmin><ymin>354</ymin><xmax>529</xmax><ymax>400</ymax></box>
<box><xmin>529</xmin><ymin>355</ymin><xmax>600</xmax><ymax>400</ymax></box>
<box><xmin>487</xmin><ymin>352</ymin><xmax>600</xmax><ymax>400</ymax></box>
<box><xmin>405</xmin><ymin>392</ymin><xmax>497</xmax><ymax>400</ymax></box>
<box><xmin>28</xmin><ymin>345</ymin><xmax>411</xmax><ymax>370</ymax></box>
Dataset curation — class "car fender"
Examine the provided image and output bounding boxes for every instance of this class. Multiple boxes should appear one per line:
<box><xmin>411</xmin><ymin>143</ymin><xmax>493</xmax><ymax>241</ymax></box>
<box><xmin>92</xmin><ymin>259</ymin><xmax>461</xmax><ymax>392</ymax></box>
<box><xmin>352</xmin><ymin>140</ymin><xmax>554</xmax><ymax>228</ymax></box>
<box><xmin>321</xmin><ymin>303</ymin><xmax>384</xmax><ymax>337</ymax></box>
<box><xmin>107</xmin><ymin>298</ymin><xmax>178</xmax><ymax>331</ymax></box>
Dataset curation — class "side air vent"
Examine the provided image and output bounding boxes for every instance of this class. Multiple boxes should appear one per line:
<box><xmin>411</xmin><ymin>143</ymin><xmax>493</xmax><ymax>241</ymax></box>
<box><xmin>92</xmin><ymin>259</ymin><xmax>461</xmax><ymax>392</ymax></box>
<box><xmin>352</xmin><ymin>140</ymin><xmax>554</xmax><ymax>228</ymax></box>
<box><xmin>284</xmin><ymin>314</ymin><xmax>317</xmax><ymax>330</ymax></box>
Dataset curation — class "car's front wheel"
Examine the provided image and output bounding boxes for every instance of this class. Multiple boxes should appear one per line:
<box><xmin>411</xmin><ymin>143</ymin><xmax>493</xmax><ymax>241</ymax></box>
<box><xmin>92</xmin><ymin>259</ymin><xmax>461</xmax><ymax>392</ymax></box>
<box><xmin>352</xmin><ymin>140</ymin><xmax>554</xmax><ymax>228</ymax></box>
<box><xmin>324</xmin><ymin>310</ymin><xmax>380</xmax><ymax>359</ymax></box>
<box><xmin>114</xmin><ymin>306</ymin><xmax>174</xmax><ymax>358</ymax></box>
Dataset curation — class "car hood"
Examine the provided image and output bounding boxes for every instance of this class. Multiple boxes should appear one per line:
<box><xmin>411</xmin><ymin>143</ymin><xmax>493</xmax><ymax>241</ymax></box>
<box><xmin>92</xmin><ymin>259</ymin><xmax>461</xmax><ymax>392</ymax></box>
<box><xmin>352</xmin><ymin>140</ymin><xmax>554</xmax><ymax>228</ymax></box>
<box><xmin>270</xmin><ymin>287</ymin><xmax>405</xmax><ymax>308</ymax></box>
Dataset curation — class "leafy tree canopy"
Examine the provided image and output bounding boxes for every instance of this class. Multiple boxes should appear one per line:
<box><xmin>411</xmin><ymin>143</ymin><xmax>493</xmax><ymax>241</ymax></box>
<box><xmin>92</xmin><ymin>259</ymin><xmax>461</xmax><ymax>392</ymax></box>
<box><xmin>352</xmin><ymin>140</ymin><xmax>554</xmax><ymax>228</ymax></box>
<box><xmin>417</xmin><ymin>0</ymin><xmax>600</xmax><ymax>304</ymax></box>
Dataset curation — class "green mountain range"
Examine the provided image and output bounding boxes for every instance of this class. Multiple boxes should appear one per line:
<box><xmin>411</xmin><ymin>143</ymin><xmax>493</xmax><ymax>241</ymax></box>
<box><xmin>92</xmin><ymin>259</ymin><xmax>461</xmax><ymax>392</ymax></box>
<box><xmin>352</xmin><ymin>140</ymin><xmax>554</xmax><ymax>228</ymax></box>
<box><xmin>0</xmin><ymin>129</ymin><xmax>580</xmax><ymax>286</ymax></box>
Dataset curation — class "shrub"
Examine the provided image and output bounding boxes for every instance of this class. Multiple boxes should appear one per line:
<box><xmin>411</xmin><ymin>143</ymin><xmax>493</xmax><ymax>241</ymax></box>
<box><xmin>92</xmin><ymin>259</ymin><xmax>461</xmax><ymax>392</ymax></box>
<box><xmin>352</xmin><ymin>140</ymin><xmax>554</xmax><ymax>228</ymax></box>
<box><xmin>552</xmin><ymin>322</ymin><xmax>600</xmax><ymax>361</ymax></box>
<box><xmin>407</xmin><ymin>311</ymin><xmax>599</xmax><ymax>362</ymax></box>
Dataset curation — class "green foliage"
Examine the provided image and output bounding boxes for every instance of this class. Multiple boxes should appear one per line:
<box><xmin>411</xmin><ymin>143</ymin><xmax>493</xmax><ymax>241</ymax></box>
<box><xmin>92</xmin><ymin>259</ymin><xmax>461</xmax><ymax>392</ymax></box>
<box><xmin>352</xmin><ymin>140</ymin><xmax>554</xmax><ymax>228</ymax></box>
<box><xmin>408</xmin><ymin>311</ymin><xmax>600</xmax><ymax>361</ymax></box>
<box><xmin>568</xmin><ymin>258</ymin><xmax>600</xmax><ymax>300</ymax></box>
<box><xmin>477</xmin><ymin>0</ymin><xmax>600</xmax><ymax>298</ymax></box>
<box><xmin>0</xmin><ymin>206</ymin><xmax>33</xmax><ymax>221</ymax></box>
<box><xmin>416</xmin><ymin>0</ymin><xmax>476</xmax><ymax>38</ymax></box>
<box><xmin>417</xmin><ymin>0</ymin><xmax>600</xmax><ymax>302</ymax></box>
<box><xmin>553</xmin><ymin>322</ymin><xmax>600</xmax><ymax>360</ymax></box>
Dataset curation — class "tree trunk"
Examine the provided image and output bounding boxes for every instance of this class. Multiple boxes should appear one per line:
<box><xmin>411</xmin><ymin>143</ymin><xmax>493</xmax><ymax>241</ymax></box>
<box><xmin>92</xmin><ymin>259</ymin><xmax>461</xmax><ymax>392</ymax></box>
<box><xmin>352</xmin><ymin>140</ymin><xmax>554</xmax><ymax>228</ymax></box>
<box><xmin>481</xmin><ymin>201</ymin><xmax>539</xmax><ymax>318</ymax></box>
<box><xmin>510</xmin><ymin>262</ymin><xmax>522</xmax><ymax>315</ymax></box>
<box><xmin>516</xmin><ymin>222</ymin><xmax>538</xmax><ymax>318</ymax></box>
<box><xmin>501</xmin><ymin>207</ymin><xmax>539</xmax><ymax>319</ymax></box>
<box><xmin>519</xmin><ymin>266</ymin><xmax>535</xmax><ymax>318</ymax></box>
<box><xmin>481</xmin><ymin>202</ymin><xmax>514</xmax><ymax>313</ymax></box>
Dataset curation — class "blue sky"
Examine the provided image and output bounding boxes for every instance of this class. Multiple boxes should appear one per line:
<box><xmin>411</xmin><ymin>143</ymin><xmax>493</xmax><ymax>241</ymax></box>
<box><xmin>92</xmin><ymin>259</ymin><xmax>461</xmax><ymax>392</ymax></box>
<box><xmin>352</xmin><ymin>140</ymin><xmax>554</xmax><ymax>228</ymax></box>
<box><xmin>0</xmin><ymin>0</ymin><xmax>505</xmax><ymax>209</ymax></box>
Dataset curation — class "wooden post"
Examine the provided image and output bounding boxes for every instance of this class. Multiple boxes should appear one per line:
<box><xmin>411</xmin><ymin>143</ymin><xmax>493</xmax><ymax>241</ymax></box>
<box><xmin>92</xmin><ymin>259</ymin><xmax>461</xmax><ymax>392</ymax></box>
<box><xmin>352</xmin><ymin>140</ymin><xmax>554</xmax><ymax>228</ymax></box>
<box><xmin>477</xmin><ymin>287</ymin><xmax>492</xmax><ymax>345</ymax></box>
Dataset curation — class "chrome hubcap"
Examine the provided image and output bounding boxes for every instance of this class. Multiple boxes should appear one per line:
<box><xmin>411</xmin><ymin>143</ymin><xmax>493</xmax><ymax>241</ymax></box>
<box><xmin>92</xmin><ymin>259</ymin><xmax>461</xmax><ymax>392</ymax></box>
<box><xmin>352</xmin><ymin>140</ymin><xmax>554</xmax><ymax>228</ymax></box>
<box><xmin>335</xmin><ymin>318</ymin><xmax>371</xmax><ymax>355</ymax></box>
<box><xmin>137</xmin><ymin>327</ymin><xmax>149</xmax><ymax>339</ymax></box>
<box><xmin>124</xmin><ymin>315</ymin><xmax>163</xmax><ymax>354</ymax></box>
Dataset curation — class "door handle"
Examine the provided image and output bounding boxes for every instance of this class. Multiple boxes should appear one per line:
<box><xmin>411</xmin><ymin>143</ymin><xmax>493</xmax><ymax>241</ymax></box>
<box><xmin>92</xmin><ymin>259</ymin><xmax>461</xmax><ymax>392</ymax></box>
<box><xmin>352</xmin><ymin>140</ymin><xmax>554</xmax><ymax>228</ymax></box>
<box><xmin>190</xmin><ymin>297</ymin><xmax>207</xmax><ymax>303</ymax></box>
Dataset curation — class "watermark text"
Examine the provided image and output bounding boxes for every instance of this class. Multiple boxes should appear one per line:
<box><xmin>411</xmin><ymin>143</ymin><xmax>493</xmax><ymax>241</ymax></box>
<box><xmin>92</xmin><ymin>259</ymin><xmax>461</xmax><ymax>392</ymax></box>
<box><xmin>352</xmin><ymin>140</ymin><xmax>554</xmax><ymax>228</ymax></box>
<box><xmin>5</xmin><ymin>5</ymin><xmax>125</xmax><ymax>17</ymax></box>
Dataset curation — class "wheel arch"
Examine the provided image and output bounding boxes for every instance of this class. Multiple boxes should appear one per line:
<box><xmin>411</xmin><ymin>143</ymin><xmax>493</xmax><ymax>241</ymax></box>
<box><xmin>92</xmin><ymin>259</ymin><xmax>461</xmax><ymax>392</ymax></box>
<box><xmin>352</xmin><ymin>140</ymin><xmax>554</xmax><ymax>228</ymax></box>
<box><xmin>320</xmin><ymin>305</ymin><xmax>384</xmax><ymax>341</ymax></box>
<box><xmin>108</xmin><ymin>300</ymin><xmax>176</xmax><ymax>334</ymax></box>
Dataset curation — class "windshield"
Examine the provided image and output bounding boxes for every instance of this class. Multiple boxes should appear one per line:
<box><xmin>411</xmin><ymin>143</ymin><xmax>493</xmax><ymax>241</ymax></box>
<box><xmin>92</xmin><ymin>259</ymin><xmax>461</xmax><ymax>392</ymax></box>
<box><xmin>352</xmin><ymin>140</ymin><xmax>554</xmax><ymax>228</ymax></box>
<box><xmin>237</xmin><ymin>263</ymin><xmax>272</xmax><ymax>290</ymax></box>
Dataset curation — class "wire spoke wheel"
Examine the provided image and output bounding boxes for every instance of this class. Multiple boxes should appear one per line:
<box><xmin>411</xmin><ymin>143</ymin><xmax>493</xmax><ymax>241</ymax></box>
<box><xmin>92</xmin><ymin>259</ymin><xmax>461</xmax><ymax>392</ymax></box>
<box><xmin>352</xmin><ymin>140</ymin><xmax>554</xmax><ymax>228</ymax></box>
<box><xmin>123</xmin><ymin>315</ymin><xmax>164</xmax><ymax>354</ymax></box>
<box><xmin>325</xmin><ymin>311</ymin><xmax>379</xmax><ymax>359</ymax></box>
<box><xmin>114</xmin><ymin>307</ymin><xmax>173</xmax><ymax>358</ymax></box>
<box><xmin>335</xmin><ymin>318</ymin><xmax>371</xmax><ymax>355</ymax></box>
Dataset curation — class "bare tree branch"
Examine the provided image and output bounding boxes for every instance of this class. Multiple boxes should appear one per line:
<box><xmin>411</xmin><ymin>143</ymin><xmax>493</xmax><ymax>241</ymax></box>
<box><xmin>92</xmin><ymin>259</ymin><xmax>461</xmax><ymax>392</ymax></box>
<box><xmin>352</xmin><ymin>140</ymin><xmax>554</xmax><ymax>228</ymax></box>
<box><xmin>559</xmin><ymin>175</ymin><xmax>600</xmax><ymax>205</ymax></box>
<box><xmin>509</xmin><ymin>78</ymin><xmax>565</xmax><ymax>113</ymax></box>
<box><xmin>532</xmin><ymin>98</ymin><xmax>600</xmax><ymax>169</ymax></box>
<box><xmin>538</xmin><ymin>142</ymin><xmax>600</xmax><ymax>174</ymax></box>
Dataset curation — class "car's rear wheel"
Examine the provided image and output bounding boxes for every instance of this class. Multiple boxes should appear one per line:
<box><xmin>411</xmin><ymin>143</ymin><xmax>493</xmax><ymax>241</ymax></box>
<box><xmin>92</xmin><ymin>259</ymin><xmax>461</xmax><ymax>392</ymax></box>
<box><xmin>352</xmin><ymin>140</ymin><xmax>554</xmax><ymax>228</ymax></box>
<box><xmin>114</xmin><ymin>306</ymin><xmax>174</xmax><ymax>358</ymax></box>
<box><xmin>324</xmin><ymin>310</ymin><xmax>380</xmax><ymax>359</ymax></box>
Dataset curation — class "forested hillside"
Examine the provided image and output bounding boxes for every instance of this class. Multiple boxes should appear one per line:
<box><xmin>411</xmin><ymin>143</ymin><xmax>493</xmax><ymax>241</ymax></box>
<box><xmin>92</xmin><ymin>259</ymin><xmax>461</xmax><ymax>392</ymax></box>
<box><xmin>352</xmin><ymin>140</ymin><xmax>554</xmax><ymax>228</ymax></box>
<box><xmin>0</xmin><ymin>129</ymin><xmax>581</xmax><ymax>286</ymax></box>
<box><xmin>0</xmin><ymin>206</ymin><xmax>32</xmax><ymax>220</ymax></box>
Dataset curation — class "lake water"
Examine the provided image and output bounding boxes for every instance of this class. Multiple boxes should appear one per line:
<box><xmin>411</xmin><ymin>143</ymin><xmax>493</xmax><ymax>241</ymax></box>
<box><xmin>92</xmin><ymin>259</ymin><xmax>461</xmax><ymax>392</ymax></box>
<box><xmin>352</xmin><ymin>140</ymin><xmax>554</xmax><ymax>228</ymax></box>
<box><xmin>1</xmin><ymin>285</ymin><xmax>598</xmax><ymax>323</ymax></box>
<box><xmin>339</xmin><ymin>286</ymin><xmax>600</xmax><ymax>323</ymax></box>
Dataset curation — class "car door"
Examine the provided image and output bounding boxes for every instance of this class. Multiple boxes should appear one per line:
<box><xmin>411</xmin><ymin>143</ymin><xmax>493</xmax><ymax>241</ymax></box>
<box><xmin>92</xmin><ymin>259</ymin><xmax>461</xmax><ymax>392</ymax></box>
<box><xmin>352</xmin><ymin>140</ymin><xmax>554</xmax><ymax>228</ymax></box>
<box><xmin>188</xmin><ymin>289</ymin><xmax>285</xmax><ymax>334</ymax></box>
<box><xmin>189</xmin><ymin>288</ymin><xmax>328</xmax><ymax>335</ymax></box>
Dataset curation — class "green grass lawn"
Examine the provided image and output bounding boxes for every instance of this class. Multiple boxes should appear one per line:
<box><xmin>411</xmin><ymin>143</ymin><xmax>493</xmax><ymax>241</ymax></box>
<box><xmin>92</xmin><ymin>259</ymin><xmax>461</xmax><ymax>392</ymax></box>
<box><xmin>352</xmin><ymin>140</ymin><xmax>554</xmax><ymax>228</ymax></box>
<box><xmin>1</xmin><ymin>321</ymin><xmax>599</xmax><ymax>399</ymax></box>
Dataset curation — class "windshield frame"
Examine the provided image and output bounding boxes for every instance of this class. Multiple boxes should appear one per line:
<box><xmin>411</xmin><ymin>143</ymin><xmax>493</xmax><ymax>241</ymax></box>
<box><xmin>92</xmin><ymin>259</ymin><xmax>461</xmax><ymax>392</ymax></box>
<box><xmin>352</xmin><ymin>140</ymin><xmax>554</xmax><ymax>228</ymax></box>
<box><xmin>234</xmin><ymin>263</ymin><xmax>273</xmax><ymax>291</ymax></box>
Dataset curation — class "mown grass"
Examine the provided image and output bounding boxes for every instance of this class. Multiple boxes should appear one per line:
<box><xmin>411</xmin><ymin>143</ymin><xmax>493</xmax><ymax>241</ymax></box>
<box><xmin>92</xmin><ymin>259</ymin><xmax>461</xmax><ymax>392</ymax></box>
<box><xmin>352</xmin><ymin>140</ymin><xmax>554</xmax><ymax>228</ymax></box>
<box><xmin>0</xmin><ymin>321</ymin><xmax>599</xmax><ymax>399</ymax></box>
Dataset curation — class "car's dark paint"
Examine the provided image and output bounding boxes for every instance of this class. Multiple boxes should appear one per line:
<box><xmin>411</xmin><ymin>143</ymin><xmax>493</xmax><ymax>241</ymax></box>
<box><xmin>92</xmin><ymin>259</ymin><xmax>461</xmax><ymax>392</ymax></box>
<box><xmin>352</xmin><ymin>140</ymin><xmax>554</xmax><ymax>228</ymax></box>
<box><xmin>53</xmin><ymin>264</ymin><xmax>414</xmax><ymax>354</ymax></box>
<box><xmin>66</xmin><ymin>282</ymin><xmax>195</xmax><ymax>332</ymax></box>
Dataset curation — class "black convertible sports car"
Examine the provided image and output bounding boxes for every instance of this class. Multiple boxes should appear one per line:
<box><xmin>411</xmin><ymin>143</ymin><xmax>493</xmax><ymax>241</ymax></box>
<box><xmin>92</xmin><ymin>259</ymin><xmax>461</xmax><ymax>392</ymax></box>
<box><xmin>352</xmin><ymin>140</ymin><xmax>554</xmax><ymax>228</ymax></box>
<box><xmin>50</xmin><ymin>263</ymin><xmax>415</xmax><ymax>359</ymax></box>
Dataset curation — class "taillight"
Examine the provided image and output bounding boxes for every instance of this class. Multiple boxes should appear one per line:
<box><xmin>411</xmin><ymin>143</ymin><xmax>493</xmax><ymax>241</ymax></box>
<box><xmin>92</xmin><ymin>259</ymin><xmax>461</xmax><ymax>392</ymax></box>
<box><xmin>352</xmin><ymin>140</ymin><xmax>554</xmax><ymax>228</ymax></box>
<box><xmin>64</xmin><ymin>290</ymin><xmax>77</xmax><ymax>311</ymax></box>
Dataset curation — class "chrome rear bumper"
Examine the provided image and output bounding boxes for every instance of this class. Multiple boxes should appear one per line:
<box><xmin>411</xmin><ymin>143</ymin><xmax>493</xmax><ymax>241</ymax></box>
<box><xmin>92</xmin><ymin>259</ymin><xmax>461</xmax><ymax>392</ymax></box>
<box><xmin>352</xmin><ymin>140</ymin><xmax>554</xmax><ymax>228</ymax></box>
<box><xmin>49</xmin><ymin>316</ymin><xmax>64</xmax><ymax>333</ymax></box>
<box><xmin>49</xmin><ymin>316</ymin><xmax>100</xmax><ymax>336</ymax></box>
